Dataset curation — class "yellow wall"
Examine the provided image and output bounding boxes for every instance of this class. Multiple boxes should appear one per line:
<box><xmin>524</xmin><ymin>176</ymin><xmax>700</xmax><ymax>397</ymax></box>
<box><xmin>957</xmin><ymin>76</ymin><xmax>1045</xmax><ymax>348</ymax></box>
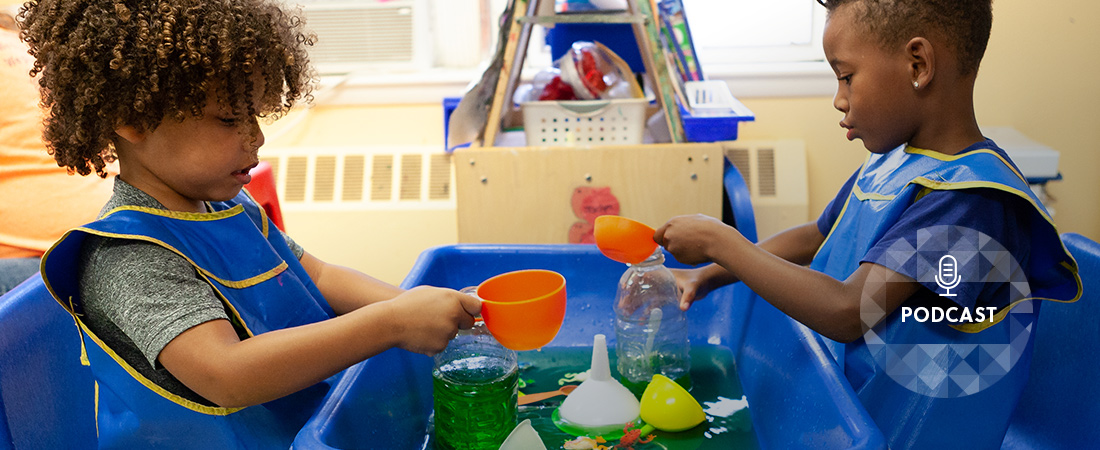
<box><xmin>268</xmin><ymin>0</ymin><xmax>1099</xmax><ymax>243</ymax></box>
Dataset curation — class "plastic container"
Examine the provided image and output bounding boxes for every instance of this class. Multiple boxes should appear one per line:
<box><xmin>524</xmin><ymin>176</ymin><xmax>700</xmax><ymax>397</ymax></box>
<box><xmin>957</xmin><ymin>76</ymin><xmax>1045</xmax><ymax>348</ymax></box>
<box><xmin>679</xmin><ymin>80</ymin><xmax>756</xmax><ymax>143</ymax></box>
<box><xmin>521</xmin><ymin>98</ymin><xmax>648</xmax><ymax>147</ymax></box>
<box><xmin>432</xmin><ymin>309</ymin><xmax>518</xmax><ymax>450</ymax></box>
<box><xmin>613</xmin><ymin>248</ymin><xmax>691</xmax><ymax>394</ymax></box>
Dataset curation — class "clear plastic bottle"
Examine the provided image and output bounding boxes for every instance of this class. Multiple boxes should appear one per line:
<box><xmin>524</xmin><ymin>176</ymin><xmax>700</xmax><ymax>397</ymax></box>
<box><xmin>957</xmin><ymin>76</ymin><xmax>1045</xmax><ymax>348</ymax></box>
<box><xmin>614</xmin><ymin>248</ymin><xmax>691</xmax><ymax>395</ymax></box>
<box><xmin>432</xmin><ymin>290</ymin><xmax>518</xmax><ymax>450</ymax></box>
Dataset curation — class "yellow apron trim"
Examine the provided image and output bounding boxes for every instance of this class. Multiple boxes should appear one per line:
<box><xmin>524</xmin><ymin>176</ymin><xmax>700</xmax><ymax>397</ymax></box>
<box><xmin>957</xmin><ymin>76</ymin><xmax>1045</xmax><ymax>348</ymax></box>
<box><xmin>61</xmin><ymin>227</ymin><xmax>287</xmax><ymax>289</ymax></box>
<box><xmin>238</xmin><ymin>189</ymin><xmax>271</xmax><ymax>238</ymax></box>
<box><xmin>67</xmin><ymin>296</ymin><xmax>91</xmax><ymax>366</ymax></box>
<box><xmin>101</xmin><ymin>204</ymin><xmax>246</xmax><ymax>222</ymax></box>
<box><xmin>905</xmin><ymin>146</ymin><xmax>1029</xmax><ymax>185</ymax></box>
<box><xmin>196</xmin><ymin>271</ymin><xmax>257</xmax><ymax>339</ymax></box>
<box><xmin>812</xmin><ymin>153</ymin><xmax>874</xmax><ymax>261</ymax></box>
<box><xmin>76</xmin><ymin>319</ymin><xmax>245</xmax><ymax>415</ymax></box>
<box><xmin>949</xmin><ymin>270</ymin><xmax>1084</xmax><ymax>333</ymax></box>
<box><xmin>851</xmin><ymin>183</ymin><xmax>896</xmax><ymax>201</ymax></box>
<box><xmin>909</xmin><ymin>177</ymin><xmax>1056</xmax><ymax>225</ymax></box>
<box><xmin>94</xmin><ymin>381</ymin><xmax>100</xmax><ymax>438</ymax></box>
<box><xmin>100</xmin><ymin>194</ymin><xmax>272</xmax><ymax>238</ymax></box>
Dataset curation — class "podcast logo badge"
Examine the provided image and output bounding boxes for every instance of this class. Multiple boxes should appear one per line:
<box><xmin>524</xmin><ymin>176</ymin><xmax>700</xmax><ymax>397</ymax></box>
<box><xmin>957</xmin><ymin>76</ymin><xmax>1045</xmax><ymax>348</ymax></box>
<box><xmin>859</xmin><ymin>225</ymin><xmax>1033</xmax><ymax>398</ymax></box>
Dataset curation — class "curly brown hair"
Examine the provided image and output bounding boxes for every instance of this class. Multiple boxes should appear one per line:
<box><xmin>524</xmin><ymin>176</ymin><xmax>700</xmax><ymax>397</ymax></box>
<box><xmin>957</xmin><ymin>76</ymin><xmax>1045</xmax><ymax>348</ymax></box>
<box><xmin>817</xmin><ymin>0</ymin><xmax>993</xmax><ymax>77</ymax></box>
<box><xmin>18</xmin><ymin>0</ymin><xmax>315</xmax><ymax>177</ymax></box>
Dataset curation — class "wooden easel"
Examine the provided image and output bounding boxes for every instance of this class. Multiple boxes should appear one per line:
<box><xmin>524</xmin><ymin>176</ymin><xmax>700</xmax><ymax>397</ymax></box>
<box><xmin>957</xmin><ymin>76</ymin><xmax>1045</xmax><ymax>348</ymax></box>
<box><xmin>475</xmin><ymin>0</ymin><xmax>686</xmax><ymax>148</ymax></box>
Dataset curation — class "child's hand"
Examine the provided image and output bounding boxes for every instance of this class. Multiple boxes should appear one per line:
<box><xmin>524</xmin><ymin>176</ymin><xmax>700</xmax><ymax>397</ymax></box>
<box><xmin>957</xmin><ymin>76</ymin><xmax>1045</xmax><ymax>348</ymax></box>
<box><xmin>387</xmin><ymin>286</ymin><xmax>481</xmax><ymax>355</ymax></box>
<box><xmin>671</xmin><ymin>268</ymin><xmax>709</xmax><ymax>311</ymax></box>
<box><xmin>654</xmin><ymin>214</ymin><xmax>737</xmax><ymax>265</ymax></box>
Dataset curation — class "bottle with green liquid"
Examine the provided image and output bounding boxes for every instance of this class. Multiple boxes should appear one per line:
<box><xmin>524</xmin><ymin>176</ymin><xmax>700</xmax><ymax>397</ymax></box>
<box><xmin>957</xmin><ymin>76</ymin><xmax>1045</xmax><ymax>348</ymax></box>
<box><xmin>432</xmin><ymin>292</ymin><xmax>518</xmax><ymax>450</ymax></box>
<box><xmin>614</xmin><ymin>248</ymin><xmax>692</xmax><ymax>396</ymax></box>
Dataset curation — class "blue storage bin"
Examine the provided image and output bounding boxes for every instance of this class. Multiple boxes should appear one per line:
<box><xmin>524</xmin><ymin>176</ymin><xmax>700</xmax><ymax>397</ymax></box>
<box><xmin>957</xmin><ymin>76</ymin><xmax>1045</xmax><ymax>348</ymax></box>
<box><xmin>679</xmin><ymin>85</ymin><xmax>756</xmax><ymax>143</ymax></box>
<box><xmin>546</xmin><ymin>23</ymin><xmax>646</xmax><ymax>75</ymax></box>
<box><xmin>292</xmin><ymin>244</ymin><xmax>885</xmax><ymax>449</ymax></box>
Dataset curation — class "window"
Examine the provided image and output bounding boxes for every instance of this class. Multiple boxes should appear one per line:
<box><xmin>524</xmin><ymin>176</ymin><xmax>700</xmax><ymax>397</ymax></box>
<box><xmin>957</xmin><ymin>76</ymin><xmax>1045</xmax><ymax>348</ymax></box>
<box><xmin>680</xmin><ymin>0</ymin><xmax>826</xmax><ymax>67</ymax></box>
<box><xmin>292</xmin><ymin>0</ymin><xmax>832</xmax><ymax>104</ymax></box>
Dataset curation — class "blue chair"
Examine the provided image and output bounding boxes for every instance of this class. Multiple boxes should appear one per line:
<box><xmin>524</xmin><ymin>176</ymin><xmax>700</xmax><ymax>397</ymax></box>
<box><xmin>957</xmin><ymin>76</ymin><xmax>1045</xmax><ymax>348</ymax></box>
<box><xmin>0</xmin><ymin>274</ymin><xmax>97</xmax><ymax>449</ymax></box>
<box><xmin>1001</xmin><ymin>232</ymin><xmax>1099</xmax><ymax>449</ymax></box>
<box><xmin>723</xmin><ymin>157</ymin><xmax>758</xmax><ymax>243</ymax></box>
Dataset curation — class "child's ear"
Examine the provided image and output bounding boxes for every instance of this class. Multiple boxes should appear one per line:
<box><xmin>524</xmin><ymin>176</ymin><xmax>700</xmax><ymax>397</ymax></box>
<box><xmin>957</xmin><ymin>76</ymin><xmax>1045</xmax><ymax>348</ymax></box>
<box><xmin>906</xmin><ymin>37</ymin><xmax>935</xmax><ymax>91</ymax></box>
<box><xmin>114</xmin><ymin>125</ymin><xmax>146</xmax><ymax>144</ymax></box>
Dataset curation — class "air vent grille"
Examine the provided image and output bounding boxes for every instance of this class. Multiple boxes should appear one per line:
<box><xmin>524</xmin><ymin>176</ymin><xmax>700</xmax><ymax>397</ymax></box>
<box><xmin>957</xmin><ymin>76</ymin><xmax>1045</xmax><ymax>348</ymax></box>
<box><xmin>371</xmin><ymin>155</ymin><xmax>394</xmax><ymax>201</ymax></box>
<box><xmin>725</xmin><ymin>148</ymin><xmax>751</xmax><ymax>193</ymax></box>
<box><xmin>342</xmin><ymin>155</ymin><xmax>365</xmax><ymax>201</ymax></box>
<box><xmin>259</xmin><ymin>147</ymin><xmax>454</xmax><ymax>210</ymax></box>
<box><xmin>314</xmin><ymin>155</ymin><xmax>337</xmax><ymax>202</ymax></box>
<box><xmin>291</xmin><ymin>0</ymin><xmax>429</xmax><ymax>71</ymax></box>
<box><xmin>757</xmin><ymin>148</ymin><xmax>777</xmax><ymax>197</ymax></box>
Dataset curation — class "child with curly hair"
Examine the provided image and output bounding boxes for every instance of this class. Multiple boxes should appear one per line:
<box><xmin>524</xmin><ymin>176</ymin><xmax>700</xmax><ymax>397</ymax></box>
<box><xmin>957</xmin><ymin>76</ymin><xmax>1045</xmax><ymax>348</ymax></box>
<box><xmin>21</xmin><ymin>0</ymin><xmax>480</xmax><ymax>447</ymax></box>
<box><xmin>655</xmin><ymin>0</ymin><xmax>1080</xmax><ymax>448</ymax></box>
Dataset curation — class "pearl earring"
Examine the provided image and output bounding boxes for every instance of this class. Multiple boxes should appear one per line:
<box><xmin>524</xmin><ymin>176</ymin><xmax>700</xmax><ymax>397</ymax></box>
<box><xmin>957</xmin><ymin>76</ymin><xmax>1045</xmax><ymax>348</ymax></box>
<box><xmin>913</xmin><ymin>81</ymin><xmax>920</xmax><ymax>89</ymax></box>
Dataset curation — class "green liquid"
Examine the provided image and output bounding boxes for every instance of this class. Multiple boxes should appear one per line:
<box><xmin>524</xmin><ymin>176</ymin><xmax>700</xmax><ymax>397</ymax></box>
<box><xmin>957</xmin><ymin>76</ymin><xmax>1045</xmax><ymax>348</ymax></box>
<box><xmin>432</xmin><ymin>356</ymin><xmax>519</xmax><ymax>450</ymax></box>
<box><xmin>515</xmin><ymin>345</ymin><xmax>758</xmax><ymax>449</ymax></box>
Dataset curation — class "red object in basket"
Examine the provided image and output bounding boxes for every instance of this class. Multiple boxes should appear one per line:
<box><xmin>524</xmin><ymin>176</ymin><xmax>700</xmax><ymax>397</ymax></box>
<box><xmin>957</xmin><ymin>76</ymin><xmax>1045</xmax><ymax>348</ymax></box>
<box><xmin>538</xmin><ymin>75</ymin><xmax>578</xmax><ymax>101</ymax></box>
<box><xmin>576</xmin><ymin>47</ymin><xmax>608</xmax><ymax>97</ymax></box>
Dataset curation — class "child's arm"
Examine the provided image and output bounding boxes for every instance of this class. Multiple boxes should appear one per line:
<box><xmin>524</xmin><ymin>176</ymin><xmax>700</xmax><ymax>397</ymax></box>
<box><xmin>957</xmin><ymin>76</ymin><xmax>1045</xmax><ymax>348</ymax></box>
<box><xmin>298</xmin><ymin>251</ymin><xmax>404</xmax><ymax>314</ymax></box>
<box><xmin>656</xmin><ymin>214</ymin><xmax>919</xmax><ymax>342</ymax></box>
<box><xmin>157</xmin><ymin>286</ymin><xmax>480</xmax><ymax>408</ymax></box>
<box><xmin>671</xmin><ymin>221</ymin><xmax>826</xmax><ymax>310</ymax></box>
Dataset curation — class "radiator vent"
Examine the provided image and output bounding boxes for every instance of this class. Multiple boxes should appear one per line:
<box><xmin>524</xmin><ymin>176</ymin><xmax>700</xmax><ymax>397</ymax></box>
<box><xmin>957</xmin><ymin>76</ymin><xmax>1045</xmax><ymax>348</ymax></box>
<box><xmin>260</xmin><ymin>147</ymin><xmax>454</xmax><ymax>210</ymax></box>
<box><xmin>342</xmin><ymin>154</ymin><xmax>365</xmax><ymax>201</ymax></box>
<box><xmin>726</xmin><ymin>148</ymin><xmax>752</xmax><ymax>196</ymax></box>
<box><xmin>284</xmin><ymin>156</ymin><xmax>308</xmax><ymax>202</ymax></box>
<box><xmin>400</xmin><ymin>154</ymin><xmax>423</xmax><ymax>201</ymax></box>
<box><xmin>756</xmin><ymin>148</ymin><xmax>777</xmax><ymax>197</ymax></box>
<box><xmin>724</xmin><ymin>145</ymin><xmax>784</xmax><ymax>198</ymax></box>
<box><xmin>314</xmin><ymin>155</ymin><xmax>337</xmax><ymax>202</ymax></box>
<box><xmin>371</xmin><ymin>155</ymin><xmax>394</xmax><ymax>202</ymax></box>
<box><xmin>722</xmin><ymin>140</ymin><xmax>809</xmax><ymax>239</ymax></box>
<box><xmin>291</xmin><ymin>0</ymin><xmax>430</xmax><ymax>72</ymax></box>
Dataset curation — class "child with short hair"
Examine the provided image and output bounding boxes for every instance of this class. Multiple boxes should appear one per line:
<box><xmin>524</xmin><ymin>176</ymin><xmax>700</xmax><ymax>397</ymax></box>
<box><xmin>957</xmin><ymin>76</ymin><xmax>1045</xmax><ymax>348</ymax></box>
<box><xmin>655</xmin><ymin>0</ymin><xmax>1080</xmax><ymax>447</ymax></box>
<box><xmin>21</xmin><ymin>0</ymin><xmax>480</xmax><ymax>446</ymax></box>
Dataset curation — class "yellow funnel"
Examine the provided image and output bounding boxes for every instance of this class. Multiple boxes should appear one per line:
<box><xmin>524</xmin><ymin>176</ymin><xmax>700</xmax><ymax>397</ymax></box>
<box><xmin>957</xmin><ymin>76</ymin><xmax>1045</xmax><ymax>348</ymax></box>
<box><xmin>637</xmin><ymin>374</ymin><xmax>706</xmax><ymax>435</ymax></box>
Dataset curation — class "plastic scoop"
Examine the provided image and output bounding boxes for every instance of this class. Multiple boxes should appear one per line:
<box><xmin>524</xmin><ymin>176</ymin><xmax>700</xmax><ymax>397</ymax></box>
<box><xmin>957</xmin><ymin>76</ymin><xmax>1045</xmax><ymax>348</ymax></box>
<box><xmin>593</xmin><ymin>215</ymin><xmax>659</xmax><ymax>265</ymax></box>
<box><xmin>555</xmin><ymin>334</ymin><xmax>641</xmax><ymax>439</ymax></box>
<box><xmin>519</xmin><ymin>385</ymin><xmax>579</xmax><ymax>406</ymax></box>
<box><xmin>499</xmin><ymin>419</ymin><xmax>547</xmax><ymax>450</ymax></box>
<box><xmin>476</xmin><ymin>269</ymin><xmax>567</xmax><ymax>351</ymax></box>
<box><xmin>636</xmin><ymin>374</ymin><xmax>706</xmax><ymax>435</ymax></box>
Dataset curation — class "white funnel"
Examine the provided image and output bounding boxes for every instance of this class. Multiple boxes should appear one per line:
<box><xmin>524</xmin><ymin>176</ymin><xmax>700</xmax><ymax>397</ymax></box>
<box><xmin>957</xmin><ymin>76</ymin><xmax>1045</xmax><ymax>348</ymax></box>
<box><xmin>557</xmin><ymin>334</ymin><xmax>640</xmax><ymax>430</ymax></box>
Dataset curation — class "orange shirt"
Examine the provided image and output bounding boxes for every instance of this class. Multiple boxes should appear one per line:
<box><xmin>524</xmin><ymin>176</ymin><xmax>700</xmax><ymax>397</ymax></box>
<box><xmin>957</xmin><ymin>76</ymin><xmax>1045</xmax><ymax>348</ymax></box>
<box><xmin>0</xmin><ymin>28</ymin><xmax>114</xmax><ymax>258</ymax></box>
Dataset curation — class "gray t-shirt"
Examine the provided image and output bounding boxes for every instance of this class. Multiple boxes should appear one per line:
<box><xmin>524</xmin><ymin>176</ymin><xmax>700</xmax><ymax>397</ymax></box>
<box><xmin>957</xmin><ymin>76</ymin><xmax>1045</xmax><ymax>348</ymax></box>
<box><xmin>78</xmin><ymin>177</ymin><xmax>304</xmax><ymax>405</ymax></box>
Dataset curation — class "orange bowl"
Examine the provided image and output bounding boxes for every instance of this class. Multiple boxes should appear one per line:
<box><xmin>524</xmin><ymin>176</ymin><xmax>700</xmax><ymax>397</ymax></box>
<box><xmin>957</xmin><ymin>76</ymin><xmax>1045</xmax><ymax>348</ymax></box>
<box><xmin>476</xmin><ymin>269</ymin><xmax>567</xmax><ymax>351</ymax></box>
<box><xmin>593</xmin><ymin>215</ymin><xmax>659</xmax><ymax>265</ymax></box>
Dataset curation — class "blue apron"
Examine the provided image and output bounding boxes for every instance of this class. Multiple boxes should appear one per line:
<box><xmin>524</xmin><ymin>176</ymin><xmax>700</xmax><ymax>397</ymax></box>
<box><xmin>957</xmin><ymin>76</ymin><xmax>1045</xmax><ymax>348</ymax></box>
<box><xmin>41</xmin><ymin>191</ymin><xmax>336</xmax><ymax>449</ymax></box>
<box><xmin>811</xmin><ymin>145</ymin><xmax>1081</xmax><ymax>449</ymax></box>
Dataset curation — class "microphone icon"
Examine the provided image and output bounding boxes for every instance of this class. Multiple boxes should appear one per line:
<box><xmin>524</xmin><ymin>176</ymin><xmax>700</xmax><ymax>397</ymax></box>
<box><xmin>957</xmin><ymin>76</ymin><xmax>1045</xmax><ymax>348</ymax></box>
<box><xmin>935</xmin><ymin>254</ymin><xmax>961</xmax><ymax>297</ymax></box>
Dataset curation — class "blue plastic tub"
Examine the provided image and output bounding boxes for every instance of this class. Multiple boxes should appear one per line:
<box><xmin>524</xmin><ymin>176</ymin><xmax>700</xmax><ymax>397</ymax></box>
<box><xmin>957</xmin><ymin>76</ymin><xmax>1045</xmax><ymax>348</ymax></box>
<box><xmin>292</xmin><ymin>244</ymin><xmax>885</xmax><ymax>449</ymax></box>
<box><xmin>0</xmin><ymin>274</ymin><xmax>97</xmax><ymax>449</ymax></box>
